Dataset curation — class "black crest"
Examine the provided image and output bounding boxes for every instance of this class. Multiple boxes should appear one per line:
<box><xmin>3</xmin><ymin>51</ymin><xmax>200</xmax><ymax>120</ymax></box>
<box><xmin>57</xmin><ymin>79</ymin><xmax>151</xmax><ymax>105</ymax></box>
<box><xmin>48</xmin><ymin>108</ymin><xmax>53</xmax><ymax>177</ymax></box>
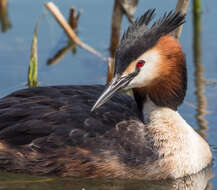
<box><xmin>114</xmin><ymin>9</ymin><xmax>185</xmax><ymax>74</ymax></box>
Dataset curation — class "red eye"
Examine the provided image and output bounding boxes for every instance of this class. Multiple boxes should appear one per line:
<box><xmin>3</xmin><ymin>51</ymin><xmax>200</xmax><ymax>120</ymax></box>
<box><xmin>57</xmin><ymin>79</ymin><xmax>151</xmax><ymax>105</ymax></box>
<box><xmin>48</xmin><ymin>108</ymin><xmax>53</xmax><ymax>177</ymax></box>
<box><xmin>136</xmin><ymin>60</ymin><xmax>146</xmax><ymax>68</ymax></box>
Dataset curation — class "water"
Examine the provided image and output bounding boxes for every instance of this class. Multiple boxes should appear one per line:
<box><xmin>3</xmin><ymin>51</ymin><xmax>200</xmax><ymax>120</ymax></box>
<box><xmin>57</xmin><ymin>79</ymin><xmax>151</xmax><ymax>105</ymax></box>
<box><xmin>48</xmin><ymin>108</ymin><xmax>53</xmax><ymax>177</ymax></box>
<box><xmin>0</xmin><ymin>0</ymin><xmax>217</xmax><ymax>189</ymax></box>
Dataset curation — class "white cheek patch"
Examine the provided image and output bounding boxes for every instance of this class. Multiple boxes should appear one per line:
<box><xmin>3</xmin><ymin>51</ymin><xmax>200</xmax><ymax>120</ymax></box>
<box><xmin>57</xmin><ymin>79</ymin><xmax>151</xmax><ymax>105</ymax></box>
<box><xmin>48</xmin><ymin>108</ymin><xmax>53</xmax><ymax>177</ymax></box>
<box><xmin>128</xmin><ymin>49</ymin><xmax>160</xmax><ymax>88</ymax></box>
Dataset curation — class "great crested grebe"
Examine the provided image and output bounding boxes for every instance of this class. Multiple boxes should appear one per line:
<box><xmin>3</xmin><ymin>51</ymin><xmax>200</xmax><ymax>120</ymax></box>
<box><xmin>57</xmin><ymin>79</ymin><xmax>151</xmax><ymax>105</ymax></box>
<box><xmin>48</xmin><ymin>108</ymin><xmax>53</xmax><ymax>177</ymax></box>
<box><xmin>0</xmin><ymin>9</ymin><xmax>212</xmax><ymax>180</ymax></box>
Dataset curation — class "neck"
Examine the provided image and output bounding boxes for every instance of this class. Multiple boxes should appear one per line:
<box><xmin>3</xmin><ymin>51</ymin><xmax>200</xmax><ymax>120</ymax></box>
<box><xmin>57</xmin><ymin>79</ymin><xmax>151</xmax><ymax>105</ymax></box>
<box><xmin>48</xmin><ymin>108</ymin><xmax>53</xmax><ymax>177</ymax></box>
<box><xmin>134</xmin><ymin>96</ymin><xmax>212</xmax><ymax>178</ymax></box>
<box><xmin>135</xmin><ymin>95</ymin><xmax>178</xmax><ymax>123</ymax></box>
<box><xmin>133</xmin><ymin>87</ymin><xmax>182</xmax><ymax>122</ymax></box>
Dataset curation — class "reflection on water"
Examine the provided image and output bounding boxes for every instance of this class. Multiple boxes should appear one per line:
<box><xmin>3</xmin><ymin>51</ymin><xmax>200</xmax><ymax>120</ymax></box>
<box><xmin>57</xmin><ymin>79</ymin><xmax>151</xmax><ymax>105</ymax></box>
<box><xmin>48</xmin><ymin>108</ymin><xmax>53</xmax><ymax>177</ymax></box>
<box><xmin>0</xmin><ymin>167</ymin><xmax>212</xmax><ymax>190</ymax></box>
<box><xmin>192</xmin><ymin>2</ymin><xmax>213</xmax><ymax>186</ymax></box>
<box><xmin>0</xmin><ymin>0</ymin><xmax>12</xmax><ymax>33</ymax></box>
<box><xmin>193</xmin><ymin>0</ymin><xmax>209</xmax><ymax>139</ymax></box>
<box><xmin>47</xmin><ymin>41</ymin><xmax>77</xmax><ymax>65</ymax></box>
<box><xmin>47</xmin><ymin>7</ymin><xmax>80</xmax><ymax>66</ymax></box>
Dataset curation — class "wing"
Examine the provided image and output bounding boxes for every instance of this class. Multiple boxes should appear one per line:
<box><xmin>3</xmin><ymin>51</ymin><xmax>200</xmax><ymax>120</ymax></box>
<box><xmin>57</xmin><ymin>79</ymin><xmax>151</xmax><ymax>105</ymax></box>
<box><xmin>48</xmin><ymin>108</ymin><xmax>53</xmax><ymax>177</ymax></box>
<box><xmin>0</xmin><ymin>85</ymin><xmax>139</xmax><ymax>146</ymax></box>
<box><xmin>0</xmin><ymin>85</ymin><xmax>159</xmax><ymax>178</ymax></box>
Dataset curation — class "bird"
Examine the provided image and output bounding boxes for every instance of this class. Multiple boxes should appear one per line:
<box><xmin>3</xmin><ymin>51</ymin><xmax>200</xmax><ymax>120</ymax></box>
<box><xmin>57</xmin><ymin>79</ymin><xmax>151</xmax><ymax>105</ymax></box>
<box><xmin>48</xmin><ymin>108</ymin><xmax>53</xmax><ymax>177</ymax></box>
<box><xmin>0</xmin><ymin>9</ymin><xmax>212</xmax><ymax>180</ymax></box>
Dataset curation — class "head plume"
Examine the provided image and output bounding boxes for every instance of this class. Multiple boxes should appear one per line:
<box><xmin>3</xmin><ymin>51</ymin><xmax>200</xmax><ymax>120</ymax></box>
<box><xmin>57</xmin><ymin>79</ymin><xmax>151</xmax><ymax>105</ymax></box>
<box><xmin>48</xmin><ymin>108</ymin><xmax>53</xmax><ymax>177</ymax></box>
<box><xmin>115</xmin><ymin>9</ymin><xmax>186</xmax><ymax>74</ymax></box>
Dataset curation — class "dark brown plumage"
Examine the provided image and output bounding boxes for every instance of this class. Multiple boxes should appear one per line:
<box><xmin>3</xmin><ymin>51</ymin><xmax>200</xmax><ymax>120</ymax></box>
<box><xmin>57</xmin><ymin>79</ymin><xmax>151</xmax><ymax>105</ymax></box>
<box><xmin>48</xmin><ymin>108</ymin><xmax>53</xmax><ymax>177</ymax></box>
<box><xmin>0</xmin><ymin>85</ymin><xmax>151</xmax><ymax>177</ymax></box>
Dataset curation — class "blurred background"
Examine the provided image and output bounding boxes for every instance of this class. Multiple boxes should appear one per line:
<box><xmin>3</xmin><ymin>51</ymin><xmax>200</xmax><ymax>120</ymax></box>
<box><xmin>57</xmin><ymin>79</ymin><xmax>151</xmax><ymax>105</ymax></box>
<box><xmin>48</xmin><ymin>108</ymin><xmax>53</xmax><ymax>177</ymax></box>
<box><xmin>0</xmin><ymin>0</ymin><xmax>217</xmax><ymax>189</ymax></box>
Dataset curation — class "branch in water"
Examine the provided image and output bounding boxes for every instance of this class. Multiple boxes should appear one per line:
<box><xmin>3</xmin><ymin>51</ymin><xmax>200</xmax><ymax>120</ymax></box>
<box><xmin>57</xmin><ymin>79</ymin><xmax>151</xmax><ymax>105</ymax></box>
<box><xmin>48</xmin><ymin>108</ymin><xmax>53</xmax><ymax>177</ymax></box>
<box><xmin>173</xmin><ymin>0</ymin><xmax>190</xmax><ymax>39</ymax></box>
<box><xmin>45</xmin><ymin>2</ymin><xmax>108</xmax><ymax>61</ymax></box>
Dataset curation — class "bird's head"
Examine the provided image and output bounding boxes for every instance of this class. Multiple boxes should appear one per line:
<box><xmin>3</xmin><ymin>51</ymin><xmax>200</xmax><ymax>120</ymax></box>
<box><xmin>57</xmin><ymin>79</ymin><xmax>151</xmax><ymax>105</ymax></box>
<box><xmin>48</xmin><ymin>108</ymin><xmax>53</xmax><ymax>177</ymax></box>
<box><xmin>92</xmin><ymin>9</ymin><xmax>186</xmax><ymax>112</ymax></box>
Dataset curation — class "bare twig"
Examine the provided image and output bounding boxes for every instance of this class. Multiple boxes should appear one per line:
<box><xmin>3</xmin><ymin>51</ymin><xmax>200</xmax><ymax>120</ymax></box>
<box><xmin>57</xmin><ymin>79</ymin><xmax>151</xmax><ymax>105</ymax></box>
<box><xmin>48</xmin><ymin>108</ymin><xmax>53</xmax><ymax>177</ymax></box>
<box><xmin>118</xmin><ymin>0</ymin><xmax>138</xmax><ymax>24</ymax></box>
<box><xmin>68</xmin><ymin>7</ymin><xmax>81</xmax><ymax>30</ymax></box>
<box><xmin>173</xmin><ymin>0</ymin><xmax>190</xmax><ymax>39</ymax></box>
<box><xmin>0</xmin><ymin>0</ymin><xmax>12</xmax><ymax>33</ymax></box>
<box><xmin>108</xmin><ymin>0</ymin><xmax>124</xmax><ymax>83</ymax></box>
<box><xmin>109</xmin><ymin>0</ymin><xmax>124</xmax><ymax>57</ymax></box>
<box><xmin>108</xmin><ymin>0</ymin><xmax>138</xmax><ymax>83</ymax></box>
<box><xmin>175</xmin><ymin>0</ymin><xmax>190</xmax><ymax>13</ymax></box>
<box><xmin>45</xmin><ymin>2</ymin><xmax>108</xmax><ymax>61</ymax></box>
<box><xmin>47</xmin><ymin>7</ymin><xmax>79</xmax><ymax>66</ymax></box>
<box><xmin>107</xmin><ymin>57</ymin><xmax>115</xmax><ymax>83</ymax></box>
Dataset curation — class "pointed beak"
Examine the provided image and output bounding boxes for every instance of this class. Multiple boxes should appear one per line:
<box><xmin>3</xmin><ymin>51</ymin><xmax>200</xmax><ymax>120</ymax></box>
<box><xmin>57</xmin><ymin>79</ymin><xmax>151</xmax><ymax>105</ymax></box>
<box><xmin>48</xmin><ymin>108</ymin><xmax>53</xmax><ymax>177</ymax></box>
<box><xmin>91</xmin><ymin>72</ymin><xmax>138</xmax><ymax>112</ymax></box>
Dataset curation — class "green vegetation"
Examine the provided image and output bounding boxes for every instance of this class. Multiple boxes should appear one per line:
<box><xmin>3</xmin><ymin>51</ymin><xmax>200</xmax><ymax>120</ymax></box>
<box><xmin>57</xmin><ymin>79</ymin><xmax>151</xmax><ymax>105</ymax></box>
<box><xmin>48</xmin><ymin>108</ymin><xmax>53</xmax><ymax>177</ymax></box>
<box><xmin>28</xmin><ymin>20</ymin><xmax>40</xmax><ymax>88</ymax></box>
